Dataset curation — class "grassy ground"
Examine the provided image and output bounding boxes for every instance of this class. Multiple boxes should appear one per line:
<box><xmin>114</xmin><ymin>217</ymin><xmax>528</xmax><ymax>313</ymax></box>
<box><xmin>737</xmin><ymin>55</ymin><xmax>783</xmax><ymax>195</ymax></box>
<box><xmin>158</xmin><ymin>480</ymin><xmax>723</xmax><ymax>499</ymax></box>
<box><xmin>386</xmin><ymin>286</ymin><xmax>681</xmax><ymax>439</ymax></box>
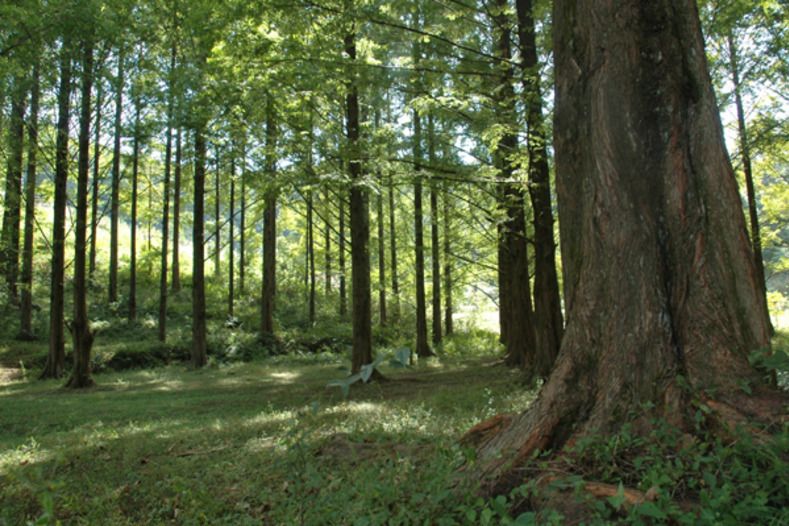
<box><xmin>0</xmin><ymin>338</ymin><xmax>535</xmax><ymax>525</ymax></box>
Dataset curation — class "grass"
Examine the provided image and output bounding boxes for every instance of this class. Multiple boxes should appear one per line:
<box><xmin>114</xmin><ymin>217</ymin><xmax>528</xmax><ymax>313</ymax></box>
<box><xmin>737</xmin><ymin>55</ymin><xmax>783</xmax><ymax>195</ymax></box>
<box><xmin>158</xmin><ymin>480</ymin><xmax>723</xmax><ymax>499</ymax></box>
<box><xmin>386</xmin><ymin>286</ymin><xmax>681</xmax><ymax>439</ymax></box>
<box><xmin>0</xmin><ymin>341</ymin><xmax>535</xmax><ymax>525</ymax></box>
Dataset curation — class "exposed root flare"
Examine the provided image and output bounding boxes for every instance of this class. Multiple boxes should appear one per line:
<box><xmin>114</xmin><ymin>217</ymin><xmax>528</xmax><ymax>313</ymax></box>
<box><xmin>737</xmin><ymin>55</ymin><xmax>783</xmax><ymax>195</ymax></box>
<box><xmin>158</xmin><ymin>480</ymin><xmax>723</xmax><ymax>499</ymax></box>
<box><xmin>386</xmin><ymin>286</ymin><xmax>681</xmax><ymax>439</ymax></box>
<box><xmin>537</xmin><ymin>475</ymin><xmax>658</xmax><ymax>508</ymax></box>
<box><xmin>460</xmin><ymin>414</ymin><xmax>513</xmax><ymax>450</ymax></box>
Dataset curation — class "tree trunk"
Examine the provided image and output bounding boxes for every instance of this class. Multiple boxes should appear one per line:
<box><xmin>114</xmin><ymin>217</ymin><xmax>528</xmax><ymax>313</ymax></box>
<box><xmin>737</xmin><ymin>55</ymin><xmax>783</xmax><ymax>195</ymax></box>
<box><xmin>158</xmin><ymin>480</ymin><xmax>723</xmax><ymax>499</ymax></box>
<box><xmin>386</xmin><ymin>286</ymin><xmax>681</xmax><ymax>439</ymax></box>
<box><xmin>239</xmin><ymin>142</ymin><xmax>246</xmax><ymax>295</ymax></box>
<box><xmin>228</xmin><ymin>156</ymin><xmax>235</xmax><ymax>317</ymax></box>
<box><xmin>0</xmin><ymin>75</ymin><xmax>26</xmax><ymax>303</ymax></box>
<box><xmin>376</xmin><ymin>181</ymin><xmax>387</xmax><ymax>327</ymax></box>
<box><xmin>324</xmin><ymin>186</ymin><xmax>332</xmax><ymax>295</ymax></box>
<box><xmin>89</xmin><ymin>75</ymin><xmax>102</xmax><ymax>277</ymax></box>
<box><xmin>192</xmin><ymin>126</ymin><xmax>207</xmax><ymax>368</ymax></box>
<box><xmin>443</xmin><ymin>189</ymin><xmax>453</xmax><ymax>336</ymax></box>
<box><xmin>491</xmin><ymin>0</ymin><xmax>537</xmax><ymax>371</ymax></box>
<box><xmin>108</xmin><ymin>47</ymin><xmax>124</xmax><ymax>303</ymax></box>
<box><xmin>339</xmin><ymin>194</ymin><xmax>347</xmax><ymax>318</ymax></box>
<box><xmin>214</xmin><ymin>149</ymin><xmax>221</xmax><ymax>280</ymax></box>
<box><xmin>467</xmin><ymin>0</ymin><xmax>779</xmax><ymax>497</ymax></box>
<box><xmin>260</xmin><ymin>98</ymin><xmax>277</xmax><ymax>337</ymax></box>
<box><xmin>158</xmin><ymin>42</ymin><xmax>176</xmax><ymax>342</ymax></box>
<box><xmin>171</xmin><ymin>128</ymin><xmax>182</xmax><ymax>292</ymax></box>
<box><xmin>19</xmin><ymin>64</ymin><xmax>39</xmax><ymax>340</ymax></box>
<box><xmin>307</xmin><ymin>186</ymin><xmax>316</xmax><ymax>323</ymax></box>
<box><xmin>412</xmin><ymin>111</ymin><xmax>433</xmax><ymax>358</ymax></box>
<box><xmin>42</xmin><ymin>42</ymin><xmax>72</xmax><ymax>380</ymax></box>
<box><xmin>727</xmin><ymin>31</ymin><xmax>772</xmax><ymax>335</ymax></box>
<box><xmin>128</xmin><ymin>98</ymin><xmax>141</xmax><ymax>321</ymax></box>
<box><xmin>428</xmin><ymin>114</ymin><xmax>442</xmax><ymax>346</ymax></box>
<box><xmin>67</xmin><ymin>38</ymin><xmax>95</xmax><ymax>389</ymax></box>
<box><xmin>345</xmin><ymin>30</ymin><xmax>375</xmax><ymax>376</ymax></box>
<box><xmin>516</xmin><ymin>0</ymin><xmax>563</xmax><ymax>377</ymax></box>
<box><xmin>388</xmin><ymin>177</ymin><xmax>400</xmax><ymax>320</ymax></box>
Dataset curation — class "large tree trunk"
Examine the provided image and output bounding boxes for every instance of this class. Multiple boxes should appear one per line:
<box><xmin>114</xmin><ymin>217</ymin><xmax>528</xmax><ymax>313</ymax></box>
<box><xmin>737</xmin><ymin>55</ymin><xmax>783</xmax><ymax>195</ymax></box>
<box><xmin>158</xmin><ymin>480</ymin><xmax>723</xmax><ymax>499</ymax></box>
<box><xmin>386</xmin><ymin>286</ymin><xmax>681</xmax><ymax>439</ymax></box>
<box><xmin>260</xmin><ymin>98</ymin><xmax>277</xmax><ymax>337</ymax></box>
<box><xmin>67</xmin><ymin>39</ymin><xmax>96</xmax><ymax>389</ymax></box>
<box><xmin>516</xmin><ymin>0</ymin><xmax>563</xmax><ymax>377</ymax></box>
<box><xmin>89</xmin><ymin>74</ymin><xmax>102</xmax><ymax>277</ymax></box>
<box><xmin>345</xmin><ymin>30</ymin><xmax>375</xmax><ymax>376</ymax></box>
<box><xmin>108</xmin><ymin>47</ymin><xmax>124</xmax><ymax>303</ymax></box>
<box><xmin>41</xmin><ymin>42</ymin><xmax>72</xmax><ymax>380</ymax></box>
<box><xmin>491</xmin><ymin>0</ymin><xmax>536</xmax><ymax>371</ymax></box>
<box><xmin>467</xmin><ymin>0</ymin><xmax>779</xmax><ymax>497</ymax></box>
<box><xmin>19</xmin><ymin>64</ymin><xmax>39</xmax><ymax>340</ymax></box>
<box><xmin>192</xmin><ymin>126</ymin><xmax>208</xmax><ymax>368</ymax></box>
<box><xmin>727</xmin><ymin>32</ymin><xmax>772</xmax><ymax>335</ymax></box>
<box><xmin>307</xmin><ymin>189</ymin><xmax>316</xmax><ymax>324</ymax></box>
<box><xmin>171</xmin><ymin>128</ymin><xmax>182</xmax><ymax>292</ymax></box>
<box><xmin>128</xmin><ymin>98</ymin><xmax>141</xmax><ymax>321</ymax></box>
<box><xmin>0</xmin><ymin>75</ymin><xmax>26</xmax><ymax>303</ymax></box>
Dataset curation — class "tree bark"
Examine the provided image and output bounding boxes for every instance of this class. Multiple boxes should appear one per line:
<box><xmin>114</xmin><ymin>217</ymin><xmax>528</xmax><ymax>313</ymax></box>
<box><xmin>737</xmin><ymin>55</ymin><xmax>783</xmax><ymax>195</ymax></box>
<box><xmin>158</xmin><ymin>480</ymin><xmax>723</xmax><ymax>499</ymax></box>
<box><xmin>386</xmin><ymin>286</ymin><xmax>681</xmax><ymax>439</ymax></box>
<box><xmin>89</xmin><ymin>74</ymin><xmax>102</xmax><ymax>277</ymax></box>
<box><xmin>108</xmin><ymin>47</ymin><xmax>124</xmax><ymax>303</ymax></box>
<box><xmin>228</xmin><ymin>156</ymin><xmax>235</xmax><ymax>317</ymax></box>
<box><xmin>443</xmin><ymin>189</ymin><xmax>453</xmax><ymax>336</ymax></box>
<box><xmin>339</xmin><ymin>194</ymin><xmax>347</xmax><ymax>318</ymax></box>
<box><xmin>428</xmin><ymin>114</ymin><xmax>442</xmax><ymax>346</ymax></box>
<box><xmin>727</xmin><ymin>31</ymin><xmax>772</xmax><ymax>335</ymax></box>
<box><xmin>376</xmin><ymin>180</ymin><xmax>387</xmax><ymax>327</ymax></box>
<box><xmin>388</xmin><ymin>177</ymin><xmax>400</xmax><ymax>320</ymax></box>
<box><xmin>413</xmin><ymin>114</ymin><xmax>432</xmax><ymax>358</ymax></box>
<box><xmin>19</xmin><ymin>64</ymin><xmax>39</xmax><ymax>339</ymax></box>
<box><xmin>491</xmin><ymin>0</ymin><xmax>536</xmax><ymax>371</ymax></box>
<box><xmin>128</xmin><ymin>98</ymin><xmax>141</xmax><ymax>321</ymax></box>
<box><xmin>516</xmin><ymin>0</ymin><xmax>563</xmax><ymax>377</ymax></box>
<box><xmin>171</xmin><ymin>128</ymin><xmax>182</xmax><ymax>292</ymax></box>
<box><xmin>260</xmin><ymin>97</ymin><xmax>277</xmax><ymax>337</ymax></box>
<box><xmin>158</xmin><ymin>41</ymin><xmax>176</xmax><ymax>341</ymax></box>
<box><xmin>42</xmin><ymin>41</ymin><xmax>72</xmax><ymax>380</ymax></box>
<box><xmin>67</xmin><ymin>38</ymin><xmax>96</xmax><ymax>389</ymax></box>
<box><xmin>0</xmin><ymin>75</ymin><xmax>26</xmax><ymax>302</ymax></box>
<box><xmin>345</xmin><ymin>30</ymin><xmax>375</xmax><ymax>375</ymax></box>
<box><xmin>467</xmin><ymin>0</ymin><xmax>779</xmax><ymax>497</ymax></box>
<box><xmin>305</xmin><ymin>189</ymin><xmax>315</xmax><ymax>322</ymax></box>
<box><xmin>324</xmin><ymin>186</ymin><xmax>332</xmax><ymax>295</ymax></box>
<box><xmin>214</xmin><ymin>148</ymin><xmax>221</xmax><ymax>280</ymax></box>
<box><xmin>192</xmin><ymin>126</ymin><xmax>207</xmax><ymax>368</ymax></box>
<box><xmin>239</xmin><ymin>142</ymin><xmax>246</xmax><ymax>295</ymax></box>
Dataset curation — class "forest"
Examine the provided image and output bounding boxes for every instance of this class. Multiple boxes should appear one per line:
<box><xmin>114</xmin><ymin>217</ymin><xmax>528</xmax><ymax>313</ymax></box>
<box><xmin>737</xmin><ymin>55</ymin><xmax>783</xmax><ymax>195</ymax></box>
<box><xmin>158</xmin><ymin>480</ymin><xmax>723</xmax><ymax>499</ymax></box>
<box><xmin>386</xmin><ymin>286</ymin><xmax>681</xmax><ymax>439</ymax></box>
<box><xmin>0</xmin><ymin>0</ymin><xmax>787</xmax><ymax>524</ymax></box>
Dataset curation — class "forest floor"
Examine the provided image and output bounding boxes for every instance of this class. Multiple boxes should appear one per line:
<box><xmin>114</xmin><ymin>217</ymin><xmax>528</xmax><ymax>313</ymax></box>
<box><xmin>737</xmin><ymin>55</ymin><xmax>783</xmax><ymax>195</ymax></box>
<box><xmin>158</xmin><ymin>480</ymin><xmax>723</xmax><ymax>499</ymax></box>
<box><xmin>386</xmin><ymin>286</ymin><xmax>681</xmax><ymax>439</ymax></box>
<box><xmin>0</xmin><ymin>336</ymin><xmax>536</xmax><ymax>525</ymax></box>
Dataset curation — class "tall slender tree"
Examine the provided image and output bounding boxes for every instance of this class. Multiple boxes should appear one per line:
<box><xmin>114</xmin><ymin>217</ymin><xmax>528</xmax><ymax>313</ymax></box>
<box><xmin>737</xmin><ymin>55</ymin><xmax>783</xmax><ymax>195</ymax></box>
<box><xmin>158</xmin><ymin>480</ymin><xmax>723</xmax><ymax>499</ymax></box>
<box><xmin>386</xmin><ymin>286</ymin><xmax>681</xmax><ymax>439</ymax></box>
<box><xmin>19</xmin><ymin>64</ymin><xmax>39</xmax><ymax>339</ymax></box>
<box><xmin>128</xmin><ymin>95</ymin><xmax>141</xmax><ymax>321</ymax></box>
<box><xmin>0</xmin><ymin>75</ymin><xmax>26</xmax><ymax>302</ymax></box>
<box><xmin>191</xmin><ymin>123</ymin><xmax>208</xmax><ymax>368</ymax></box>
<box><xmin>89</xmin><ymin>70</ymin><xmax>102</xmax><ymax>276</ymax></box>
<box><xmin>42</xmin><ymin>39</ymin><xmax>73</xmax><ymax>380</ymax></box>
<box><xmin>427</xmin><ymin>114</ymin><xmax>442</xmax><ymax>346</ymax></box>
<box><xmin>516</xmin><ymin>0</ymin><xmax>563</xmax><ymax>376</ymax></box>
<box><xmin>345</xmin><ymin>14</ymin><xmax>375</xmax><ymax>376</ymax></box>
<box><xmin>260</xmin><ymin>97</ymin><xmax>277</xmax><ymax>337</ymax></box>
<box><xmin>108</xmin><ymin>46</ymin><xmax>124</xmax><ymax>303</ymax></box>
<box><xmin>171</xmin><ymin>128</ymin><xmax>182</xmax><ymax>292</ymax></box>
<box><xmin>67</xmin><ymin>37</ymin><xmax>96</xmax><ymax>389</ymax></box>
<box><xmin>491</xmin><ymin>0</ymin><xmax>536</xmax><ymax>371</ymax></box>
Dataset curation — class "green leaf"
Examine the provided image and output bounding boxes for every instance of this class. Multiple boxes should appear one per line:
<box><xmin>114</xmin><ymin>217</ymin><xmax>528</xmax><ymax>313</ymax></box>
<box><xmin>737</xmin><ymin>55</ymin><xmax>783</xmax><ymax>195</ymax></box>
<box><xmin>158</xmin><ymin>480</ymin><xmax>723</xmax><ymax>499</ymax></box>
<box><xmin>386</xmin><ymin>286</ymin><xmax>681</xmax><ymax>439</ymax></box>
<box><xmin>606</xmin><ymin>483</ymin><xmax>626</xmax><ymax>510</ymax></box>
<box><xmin>636</xmin><ymin>501</ymin><xmax>667</xmax><ymax>519</ymax></box>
